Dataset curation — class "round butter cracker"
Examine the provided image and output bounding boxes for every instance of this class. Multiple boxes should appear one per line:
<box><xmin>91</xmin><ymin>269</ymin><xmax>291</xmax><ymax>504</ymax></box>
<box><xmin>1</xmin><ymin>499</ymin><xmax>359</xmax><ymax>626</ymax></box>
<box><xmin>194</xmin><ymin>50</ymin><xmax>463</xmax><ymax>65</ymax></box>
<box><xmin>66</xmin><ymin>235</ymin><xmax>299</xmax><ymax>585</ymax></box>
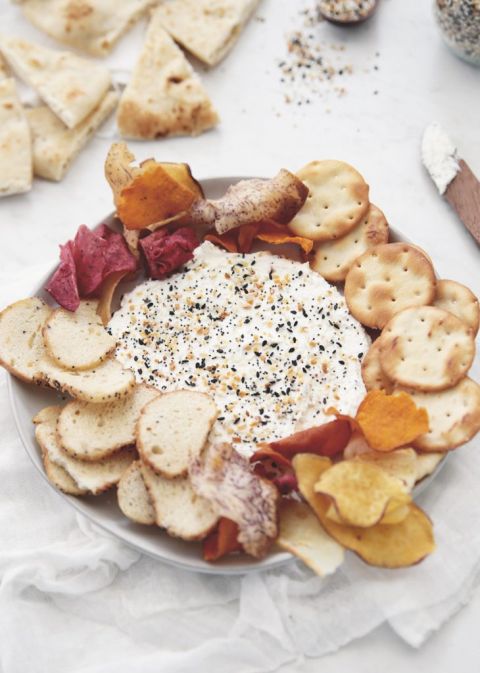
<box><xmin>434</xmin><ymin>279</ymin><xmax>479</xmax><ymax>336</ymax></box>
<box><xmin>396</xmin><ymin>378</ymin><xmax>480</xmax><ymax>451</ymax></box>
<box><xmin>311</xmin><ymin>203</ymin><xmax>388</xmax><ymax>282</ymax></box>
<box><xmin>380</xmin><ymin>306</ymin><xmax>475</xmax><ymax>392</ymax></box>
<box><xmin>361</xmin><ymin>337</ymin><xmax>393</xmax><ymax>393</ymax></box>
<box><xmin>289</xmin><ymin>160</ymin><xmax>369</xmax><ymax>242</ymax></box>
<box><xmin>344</xmin><ymin>243</ymin><xmax>436</xmax><ymax>329</ymax></box>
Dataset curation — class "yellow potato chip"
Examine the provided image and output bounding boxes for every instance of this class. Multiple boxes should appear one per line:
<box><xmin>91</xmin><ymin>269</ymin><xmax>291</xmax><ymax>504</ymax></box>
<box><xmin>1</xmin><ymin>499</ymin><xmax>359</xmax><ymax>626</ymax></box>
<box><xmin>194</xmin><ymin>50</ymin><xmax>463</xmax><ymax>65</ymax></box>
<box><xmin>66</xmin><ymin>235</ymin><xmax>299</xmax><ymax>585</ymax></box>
<box><xmin>354</xmin><ymin>448</ymin><xmax>418</xmax><ymax>492</ymax></box>
<box><xmin>314</xmin><ymin>461</ymin><xmax>411</xmax><ymax>528</ymax></box>
<box><xmin>356</xmin><ymin>390</ymin><xmax>429</xmax><ymax>452</ymax></box>
<box><xmin>325</xmin><ymin>499</ymin><xmax>409</xmax><ymax>526</ymax></box>
<box><xmin>277</xmin><ymin>500</ymin><xmax>344</xmax><ymax>576</ymax></box>
<box><xmin>293</xmin><ymin>453</ymin><xmax>435</xmax><ymax>568</ymax></box>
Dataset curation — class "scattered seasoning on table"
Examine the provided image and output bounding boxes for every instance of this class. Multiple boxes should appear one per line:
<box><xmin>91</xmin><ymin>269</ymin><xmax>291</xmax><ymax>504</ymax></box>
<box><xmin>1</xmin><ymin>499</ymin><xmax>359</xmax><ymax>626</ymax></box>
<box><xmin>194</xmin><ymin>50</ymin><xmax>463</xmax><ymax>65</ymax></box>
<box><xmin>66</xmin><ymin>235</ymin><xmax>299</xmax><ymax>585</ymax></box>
<box><xmin>276</xmin><ymin>1</ymin><xmax>381</xmax><ymax>106</ymax></box>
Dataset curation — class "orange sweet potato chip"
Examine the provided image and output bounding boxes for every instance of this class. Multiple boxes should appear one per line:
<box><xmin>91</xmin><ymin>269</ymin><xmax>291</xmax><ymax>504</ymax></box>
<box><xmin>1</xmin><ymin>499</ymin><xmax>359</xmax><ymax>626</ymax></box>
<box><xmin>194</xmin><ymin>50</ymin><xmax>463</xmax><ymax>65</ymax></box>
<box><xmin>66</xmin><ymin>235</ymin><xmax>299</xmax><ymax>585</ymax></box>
<box><xmin>117</xmin><ymin>163</ymin><xmax>197</xmax><ymax>230</ymax></box>
<box><xmin>204</xmin><ymin>230</ymin><xmax>239</xmax><ymax>253</ymax></box>
<box><xmin>256</xmin><ymin>219</ymin><xmax>314</xmax><ymax>254</ymax></box>
<box><xmin>238</xmin><ymin>223</ymin><xmax>260</xmax><ymax>253</ymax></box>
<box><xmin>159</xmin><ymin>162</ymin><xmax>204</xmax><ymax>199</ymax></box>
<box><xmin>355</xmin><ymin>390</ymin><xmax>429</xmax><ymax>452</ymax></box>
<box><xmin>203</xmin><ymin>517</ymin><xmax>242</xmax><ymax>561</ymax></box>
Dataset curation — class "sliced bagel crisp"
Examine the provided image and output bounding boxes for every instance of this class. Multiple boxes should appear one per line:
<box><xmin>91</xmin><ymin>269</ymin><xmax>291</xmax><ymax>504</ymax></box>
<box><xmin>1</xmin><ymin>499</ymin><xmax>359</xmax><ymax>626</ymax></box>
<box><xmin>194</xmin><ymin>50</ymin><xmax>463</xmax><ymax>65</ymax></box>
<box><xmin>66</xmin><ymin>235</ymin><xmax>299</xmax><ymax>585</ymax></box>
<box><xmin>140</xmin><ymin>463</ymin><xmax>218</xmax><ymax>540</ymax></box>
<box><xmin>33</xmin><ymin>405</ymin><xmax>63</xmax><ymax>425</ymax></box>
<box><xmin>0</xmin><ymin>297</ymin><xmax>51</xmax><ymax>383</ymax></box>
<box><xmin>59</xmin><ymin>384</ymin><xmax>159</xmax><ymax>461</ymax></box>
<box><xmin>42</xmin><ymin>451</ymin><xmax>87</xmax><ymax>496</ymax></box>
<box><xmin>137</xmin><ymin>390</ymin><xmax>218</xmax><ymax>478</ymax></box>
<box><xmin>37</xmin><ymin>353</ymin><xmax>135</xmax><ymax>403</ymax></box>
<box><xmin>43</xmin><ymin>300</ymin><xmax>116</xmax><ymax>371</ymax></box>
<box><xmin>35</xmin><ymin>411</ymin><xmax>136</xmax><ymax>494</ymax></box>
<box><xmin>117</xmin><ymin>461</ymin><xmax>155</xmax><ymax>525</ymax></box>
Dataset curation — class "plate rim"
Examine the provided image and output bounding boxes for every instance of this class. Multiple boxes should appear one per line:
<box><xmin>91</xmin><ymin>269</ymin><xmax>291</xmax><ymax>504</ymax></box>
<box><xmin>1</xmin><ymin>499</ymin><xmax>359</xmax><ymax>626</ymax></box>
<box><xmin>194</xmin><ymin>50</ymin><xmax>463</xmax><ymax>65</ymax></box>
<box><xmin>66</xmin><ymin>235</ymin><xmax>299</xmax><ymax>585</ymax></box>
<box><xmin>7</xmin><ymin>175</ymin><xmax>447</xmax><ymax>575</ymax></box>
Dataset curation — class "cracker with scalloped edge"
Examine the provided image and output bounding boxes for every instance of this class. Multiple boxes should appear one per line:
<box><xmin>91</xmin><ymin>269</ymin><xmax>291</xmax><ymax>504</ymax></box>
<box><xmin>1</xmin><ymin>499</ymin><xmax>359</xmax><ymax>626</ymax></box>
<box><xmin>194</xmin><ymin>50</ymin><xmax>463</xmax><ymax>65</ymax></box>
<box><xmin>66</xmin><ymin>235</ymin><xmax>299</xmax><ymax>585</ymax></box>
<box><xmin>361</xmin><ymin>337</ymin><xmax>393</xmax><ymax>393</ymax></box>
<box><xmin>397</xmin><ymin>378</ymin><xmax>480</xmax><ymax>452</ymax></box>
<box><xmin>289</xmin><ymin>160</ymin><xmax>369</xmax><ymax>242</ymax></box>
<box><xmin>434</xmin><ymin>279</ymin><xmax>479</xmax><ymax>336</ymax></box>
<box><xmin>344</xmin><ymin>243</ymin><xmax>436</xmax><ymax>329</ymax></box>
<box><xmin>380</xmin><ymin>306</ymin><xmax>475</xmax><ymax>392</ymax></box>
<box><xmin>311</xmin><ymin>203</ymin><xmax>388</xmax><ymax>281</ymax></box>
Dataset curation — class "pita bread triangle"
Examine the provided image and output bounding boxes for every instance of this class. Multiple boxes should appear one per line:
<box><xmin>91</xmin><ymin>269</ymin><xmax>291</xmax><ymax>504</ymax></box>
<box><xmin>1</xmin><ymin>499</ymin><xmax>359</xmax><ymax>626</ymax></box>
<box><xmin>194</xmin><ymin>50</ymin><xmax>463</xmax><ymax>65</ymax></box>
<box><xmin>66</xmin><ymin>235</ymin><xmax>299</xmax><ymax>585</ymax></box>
<box><xmin>26</xmin><ymin>90</ymin><xmax>118</xmax><ymax>181</ymax></box>
<box><xmin>155</xmin><ymin>0</ymin><xmax>260</xmax><ymax>66</ymax></box>
<box><xmin>19</xmin><ymin>0</ymin><xmax>152</xmax><ymax>57</ymax></box>
<box><xmin>0</xmin><ymin>78</ymin><xmax>32</xmax><ymax>197</ymax></box>
<box><xmin>116</xmin><ymin>9</ymin><xmax>219</xmax><ymax>139</ymax></box>
<box><xmin>0</xmin><ymin>35</ymin><xmax>111</xmax><ymax>128</ymax></box>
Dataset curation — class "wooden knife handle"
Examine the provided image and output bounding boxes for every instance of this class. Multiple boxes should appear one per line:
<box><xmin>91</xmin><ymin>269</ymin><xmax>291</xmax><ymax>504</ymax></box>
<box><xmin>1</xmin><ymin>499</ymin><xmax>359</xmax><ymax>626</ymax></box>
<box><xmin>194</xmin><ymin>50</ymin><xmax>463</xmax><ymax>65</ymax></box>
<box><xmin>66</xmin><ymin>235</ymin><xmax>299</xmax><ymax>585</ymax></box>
<box><xmin>445</xmin><ymin>160</ymin><xmax>480</xmax><ymax>246</ymax></box>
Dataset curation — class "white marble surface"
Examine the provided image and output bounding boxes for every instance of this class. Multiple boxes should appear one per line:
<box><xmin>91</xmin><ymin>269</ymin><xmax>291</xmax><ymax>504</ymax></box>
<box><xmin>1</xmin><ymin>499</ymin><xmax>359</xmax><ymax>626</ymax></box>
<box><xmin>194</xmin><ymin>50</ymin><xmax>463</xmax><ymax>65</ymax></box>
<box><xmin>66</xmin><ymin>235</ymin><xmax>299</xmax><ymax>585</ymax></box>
<box><xmin>1</xmin><ymin>0</ymin><xmax>480</xmax><ymax>670</ymax></box>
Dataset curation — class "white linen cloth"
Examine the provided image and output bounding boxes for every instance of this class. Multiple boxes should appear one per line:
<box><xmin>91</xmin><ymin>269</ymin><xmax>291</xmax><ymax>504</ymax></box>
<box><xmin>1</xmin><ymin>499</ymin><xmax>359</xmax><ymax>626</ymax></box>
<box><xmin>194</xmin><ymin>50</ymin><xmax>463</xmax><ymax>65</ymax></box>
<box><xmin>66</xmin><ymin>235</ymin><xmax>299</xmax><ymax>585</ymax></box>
<box><xmin>1</xmin><ymin>263</ymin><xmax>480</xmax><ymax>673</ymax></box>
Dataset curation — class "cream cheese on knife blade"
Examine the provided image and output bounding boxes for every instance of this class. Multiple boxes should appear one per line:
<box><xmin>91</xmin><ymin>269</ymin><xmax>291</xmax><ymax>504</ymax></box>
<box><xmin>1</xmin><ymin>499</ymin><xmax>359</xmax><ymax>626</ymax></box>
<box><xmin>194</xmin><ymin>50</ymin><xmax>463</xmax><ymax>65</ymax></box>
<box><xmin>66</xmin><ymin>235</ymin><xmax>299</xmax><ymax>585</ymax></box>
<box><xmin>109</xmin><ymin>242</ymin><xmax>369</xmax><ymax>455</ymax></box>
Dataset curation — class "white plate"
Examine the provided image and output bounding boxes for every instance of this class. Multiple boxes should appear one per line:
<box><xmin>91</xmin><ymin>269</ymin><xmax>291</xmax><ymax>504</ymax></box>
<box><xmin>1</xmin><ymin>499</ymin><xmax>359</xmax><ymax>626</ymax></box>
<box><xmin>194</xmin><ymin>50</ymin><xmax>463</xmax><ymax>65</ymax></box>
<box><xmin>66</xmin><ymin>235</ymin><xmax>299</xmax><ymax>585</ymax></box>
<box><xmin>7</xmin><ymin>176</ymin><xmax>446</xmax><ymax>575</ymax></box>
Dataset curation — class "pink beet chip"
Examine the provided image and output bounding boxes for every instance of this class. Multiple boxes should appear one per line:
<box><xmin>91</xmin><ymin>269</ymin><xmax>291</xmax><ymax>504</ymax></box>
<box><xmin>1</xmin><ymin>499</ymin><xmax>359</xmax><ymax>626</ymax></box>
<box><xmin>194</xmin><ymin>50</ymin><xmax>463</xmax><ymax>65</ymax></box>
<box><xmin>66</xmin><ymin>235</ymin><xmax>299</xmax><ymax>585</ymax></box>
<box><xmin>45</xmin><ymin>241</ymin><xmax>80</xmax><ymax>311</ymax></box>
<box><xmin>45</xmin><ymin>224</ymin><xmax>138</xmax><ymax>311</ymax></box>
<box><xmin>139</xmin><ymin>227</ymin><xmax>199</xmax><ymax>280</ymax></box>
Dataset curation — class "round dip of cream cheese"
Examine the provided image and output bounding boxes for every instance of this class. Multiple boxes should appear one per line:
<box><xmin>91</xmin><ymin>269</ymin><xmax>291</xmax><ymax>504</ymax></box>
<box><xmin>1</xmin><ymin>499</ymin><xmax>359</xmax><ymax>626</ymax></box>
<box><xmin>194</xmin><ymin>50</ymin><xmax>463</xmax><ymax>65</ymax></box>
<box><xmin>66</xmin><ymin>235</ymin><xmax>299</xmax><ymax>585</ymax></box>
<box><xmin>109</xmin><ymin>242</ymin><xmax>370</xmax><ymax>455</ymax></box>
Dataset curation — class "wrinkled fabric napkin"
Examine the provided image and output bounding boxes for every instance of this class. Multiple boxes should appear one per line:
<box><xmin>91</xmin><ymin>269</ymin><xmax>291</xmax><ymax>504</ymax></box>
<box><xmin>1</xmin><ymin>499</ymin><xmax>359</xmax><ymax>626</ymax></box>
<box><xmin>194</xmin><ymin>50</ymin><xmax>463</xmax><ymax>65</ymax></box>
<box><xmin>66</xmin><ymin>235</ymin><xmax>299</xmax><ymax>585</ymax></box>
<box><xmin>1</xmin><ymin>265</ymin><xmax>480</xmax><ymax>673</ymax></box>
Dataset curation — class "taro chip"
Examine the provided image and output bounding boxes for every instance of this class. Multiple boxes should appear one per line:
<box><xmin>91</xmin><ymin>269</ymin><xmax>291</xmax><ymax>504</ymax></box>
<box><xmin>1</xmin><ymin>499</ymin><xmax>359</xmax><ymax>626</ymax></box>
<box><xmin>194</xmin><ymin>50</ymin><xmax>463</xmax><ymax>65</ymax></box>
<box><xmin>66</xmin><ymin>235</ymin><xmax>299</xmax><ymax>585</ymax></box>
<box><xmin>277</xmin><ymin>500</ymin><xmax>344</xmax><ymax>577</ymax></box>
<box><xmin>117</xmin><ymin>163</ymin><xmax>198</xmax><ymax>231</ymax></box>
<box><xmin>139</xmin><ymin>227</ymin><xmax>199</xmax><ymax>280</ymax></box>
<box><xmin>356</xmin><ymin>390</ymin><xmax>429</xmax><ymax>452</ymax></box>
<box><xmin>45</xmin><ymin>241</ymin><xmax>80</xmax><ymax>312</ymax></box>
<box><xmin>293</xmin><ymin>453</ymin><xmax>435</xmax><ymax>568</ymax></box>
<box><xmin>203</xmin><ymin>517</ymin><xmax>242</xmax><ymax>562</ymax></box>
<box><xmin>269</xmin><ymin>419</ymin><xmax>353</xmax><ymax>459</ymax></box>
<box><xmin>313</xmin><ymin>460</ymin><xmax>411</xmax><ymax>528</ymax></box>
<box><xmin>256</xmin><ymin>219</ymin><xmax>314</xmax><ymax>254</ymax></box>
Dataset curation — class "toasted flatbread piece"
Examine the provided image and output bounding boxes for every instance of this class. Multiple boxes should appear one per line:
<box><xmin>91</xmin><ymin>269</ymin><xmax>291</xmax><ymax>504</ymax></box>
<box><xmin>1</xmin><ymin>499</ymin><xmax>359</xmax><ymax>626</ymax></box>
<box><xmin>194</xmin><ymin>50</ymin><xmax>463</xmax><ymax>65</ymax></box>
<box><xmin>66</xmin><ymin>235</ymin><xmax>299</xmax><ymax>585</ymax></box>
<box><xmin>156</xmin><ymin>0</ymin><xmax>260</xmax><ymax>66</ymax></box>
<box><xmin>43</xmin><ymin>300</ymin><xmax>117</xmax><ymax>370</ymax></box>
<box><xmin>289</xmin><ymin>160</ymin><xmax>370</xmax><ymax>242</ymax></box>
<box><xmin>37</xmin><ymin>354</ymin><xmax>135</xmax><ymax>403</ymax></box>
<box><xmin>0</xmin><ymin>298</ymin><xmax>51</xmax><ymax>382</ymax></box>
<box><xmin>59</xmin><ymin>384</ymin><xmax>159</xmax><ymax>460</ymax></box>
<box><xmin>117</xmin><ymin>11</ymin><xmax>219</xmax><ymax>139</ymax></box>
<box><xmin>344</xmin><ymin>243</ymin><xmax>436</xmax><ymax>329</ymax></box>
<box><xmin>36</xmin><ymin>417</ymin><xmax>136</xmax><ymax>494</ymax></box>
<box><xmin>380</xmin><ymin>307</ymin><xmax>475</xmax><ymax>392</ymax></box>
<box><xmin>117</xmin><ymin>460</ymin><xmax>155</xmax><ymax>525</ymax></box>
<box><xmin>20</xmin><ymin>0</ymin><xmax>151</xmax><ymax>57</ymax></box>
<box><xmin>277</xmin><ymin>500</ymin><xmax>344</xmax><ymax>576</ymax></box>
<box><xmin>311</xmin><ymin>203</ymin><xmax>389</xmax><ymax>282</ymax></box>
<box><xmin>0</xmin><ymin>78</ymin><xmax>32</xmax><ymax>197</ymax></box>
<box><xmin>397</xmin><ymin>378</ymin><xmax>480</xmax><ymax>452</ymax></box>
<box><xmin>434</xmin><ymin>279</ymin><xmax>479</xmax><ymax>336</ymax></box>
<box><xmin>141</xmin><ymin>463</ymin><xmax>218</xmax><ymax>540</ymax></box>
<box><xmin>27</xmin><ymin>91</ymin><xmax>118</xmax><ymax>181</ymax></box>
<box><xmin>137</xmin><ymin>390</ymin><xmax>218</xmax><ymax>478</ymax></box>
<box><xmin>361</xmin><ymin>337</ymin><xmax>393</xmax><ymax>393</ymax></box>
<box><xmin>0</xmin><ymin>36</ymin><xmax>111</xmax><ymax>128</ymax></box>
